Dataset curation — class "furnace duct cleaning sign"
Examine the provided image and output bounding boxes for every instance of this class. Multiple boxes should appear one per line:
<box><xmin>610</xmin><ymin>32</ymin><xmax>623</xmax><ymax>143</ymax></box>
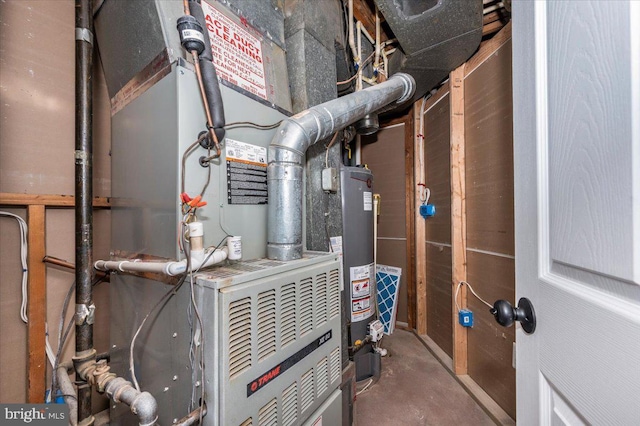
<box><xmin>350</xmin><ymin>263</ymin><xmax>375</xmax><ymax>322</ymax></box>
<box><xmin>226</xmin><ymin>138</ymin><xmax>268</xmax><ymax>205</ymax></box>
<box><xmin>202</xmin><ymin>1</ymin><xmax>268</xmax><ymax>100</ymax></box>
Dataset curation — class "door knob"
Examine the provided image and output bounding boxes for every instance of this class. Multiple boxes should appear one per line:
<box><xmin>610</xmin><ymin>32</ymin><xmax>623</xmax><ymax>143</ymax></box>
<box><xmin>490</xmin><ymin>297</ymin><xmax>536</xmax><ymax>334</ymax></box>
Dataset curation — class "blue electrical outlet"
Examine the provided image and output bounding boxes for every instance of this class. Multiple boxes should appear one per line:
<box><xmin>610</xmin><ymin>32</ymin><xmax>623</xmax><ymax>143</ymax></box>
<box><xmin>458</xmin><ymin>309</ymin><xmax>473</xmax><ymax>327</ymax></box>
<box><xmin>419</xmin><ymin>203</ymin><xmax>436</xmax><ymax>218</ymax></box>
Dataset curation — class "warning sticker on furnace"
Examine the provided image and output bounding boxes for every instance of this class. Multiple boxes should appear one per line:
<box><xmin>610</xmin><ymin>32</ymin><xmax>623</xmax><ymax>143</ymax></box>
<box><xmin>226</xmin><ymin>139</ymin><xmax>268</xmax><ymax>205</ymax></box>
<box><xmin>202</xmin><ymin>1</ymin><xmax>267</xmax><ymax>100</ymax></box>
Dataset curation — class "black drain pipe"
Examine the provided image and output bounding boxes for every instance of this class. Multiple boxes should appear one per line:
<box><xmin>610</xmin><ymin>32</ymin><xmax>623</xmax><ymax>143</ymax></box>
<box><xmin>74</xmin><ymin>0</ymin><xmax>96</xmax><ymax>423</ymax></box>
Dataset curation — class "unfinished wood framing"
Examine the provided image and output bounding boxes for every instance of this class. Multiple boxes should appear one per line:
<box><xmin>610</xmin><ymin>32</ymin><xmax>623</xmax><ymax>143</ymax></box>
<box><xmin>467</xmin><ymin>22</ymin><xmax>512</xmax><ymax>77</ymax></box>
<box><xmin>362</xmin><ymin>112</ymin><xmax>416</xmax><ymax>327</ymax></box>
<box><xmin>422</xmin><ymin>84</ymin><xmax>453</xmax><ymax>357</ymax></box>
<box><xmin>404</xmin><ymin>114</ymin><xmax>416</xmax><ymax>329</ymax></box>
<box><xmin>413</xmin><ymin>99</ymin><xmax>427</xmax><ymax>335</ymax></box>
<box><xmin>0</xmin><ymin>193</ymin><xmax>112</xmax><ymax>402</ymax></box>
<box><xmin>0</xmin><ymin>193</ymin><xmax>111</xmax><ymax>208</ymax></box>
<box><xmin>449</xmin><ymin>64</ymin><xmax>468</xmax><ymax>375</ymax></box>
<box><xmin>414</xmin><ymin>23</ymin><xmax>515</xmax><ymax>419</ymax></box>
<box><xmin>26</xmin><ymin>205</ymin><xmax>46</xmax><ymax>403</ymax></box>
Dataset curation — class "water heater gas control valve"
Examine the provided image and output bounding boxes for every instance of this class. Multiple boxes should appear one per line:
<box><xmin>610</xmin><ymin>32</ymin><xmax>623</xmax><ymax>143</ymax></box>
<box><xmin>368</xmin><ymin>319</ymin><xmax>385</xmax><ymax>343</ymax></box>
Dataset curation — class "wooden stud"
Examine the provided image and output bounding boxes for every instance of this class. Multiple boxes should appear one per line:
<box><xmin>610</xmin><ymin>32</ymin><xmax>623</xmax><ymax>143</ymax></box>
<box><xmin>352</xmin><ymin>0</ymin><xmax>390</xmax><ymax>43</ymax></box>
<box><xmin>0</xmin><ymin>193</ymin><xmax>110</xmax><ymax>208</ymax></box>
<box><xmin>482</xmin><ymin>20</ymin><xmax>506</xmax><ymax>37</ymax></box>
<box><xmin>404</xmin><ymin>112</ymin><xmax>416</xmax><ymax>330</ymax></box>
<box><xmin>466</xmin><ymin>21</ymin><xmax>512</xmax><ymax>77</ymax></box>
<box><xmin>450</xmin><ymin>64</ymin><xmax>468</xmax><ymax>375</ymax></box>
<box><xmin>414</xmin><ymin>99</ymin><xmax>427</xmax><ymax>335</ymax></box>
<box><xmin>27</xmin><ymin>204</ymin><xmax>46</xmax><ymax>403</ymax></box>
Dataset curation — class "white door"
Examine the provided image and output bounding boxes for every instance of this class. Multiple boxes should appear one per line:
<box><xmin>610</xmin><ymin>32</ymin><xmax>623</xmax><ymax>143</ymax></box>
<box><xmin>512</xmin><ymin>1</ymin><xmax>640</xmax><ymax>424</ymax></box>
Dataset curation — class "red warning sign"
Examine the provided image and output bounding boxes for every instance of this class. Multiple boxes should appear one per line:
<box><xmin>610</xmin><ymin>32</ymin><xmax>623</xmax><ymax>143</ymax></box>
<box><xmin>202</xmin><ymin>1</ymin><xmax>267</xmax><ymax>100</ymax></box>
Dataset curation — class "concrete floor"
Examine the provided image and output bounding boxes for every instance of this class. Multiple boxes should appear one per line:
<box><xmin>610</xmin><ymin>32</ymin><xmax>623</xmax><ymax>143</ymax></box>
<box><xmin>355</xmin><ymin>330</ymin><xmax>494</xmax><ymax>426</ymax></box>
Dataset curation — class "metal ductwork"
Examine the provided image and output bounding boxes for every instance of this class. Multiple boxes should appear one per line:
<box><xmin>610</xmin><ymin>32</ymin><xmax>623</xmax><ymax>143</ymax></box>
<box><xmin>374</xmin><ymin>0</ymin><xmax>483</xmax><ymax>103</ymax></box>
<box><xmin>267</xmin><ymin>73</ymin><xmax>415</xmax><ymax>261</ymax></box>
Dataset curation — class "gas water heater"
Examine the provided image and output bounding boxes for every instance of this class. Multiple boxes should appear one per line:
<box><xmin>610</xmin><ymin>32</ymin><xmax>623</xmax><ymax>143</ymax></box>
<box><xmin>340</xmin><ymin>166</ymin><xmax>381</xmax><ymax>382</ymax></box>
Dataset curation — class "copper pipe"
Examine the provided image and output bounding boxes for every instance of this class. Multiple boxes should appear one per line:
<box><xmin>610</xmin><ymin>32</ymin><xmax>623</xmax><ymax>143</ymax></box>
<box><xmin>43</xmin><ymin>255</ymin><xmax>75</xmax><ymax>270</ymax></box>
<box><xmin>192</xmin><ymin>51</ymin><xmax>221</xmax><ymax>157</ymax></box>
<box><xmin>43</xmin><ymin>255</ymin><xmax>109</xmax><ymax>281</ymax></box>
<box><xmin>183</xmin><ymin>0</ymin><xmax>190</xmax><ymax>15</ymax></box>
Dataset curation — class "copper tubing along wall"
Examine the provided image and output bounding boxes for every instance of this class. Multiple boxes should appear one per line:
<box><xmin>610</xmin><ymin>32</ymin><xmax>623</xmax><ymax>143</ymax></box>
<box><xmin>75</xmin><ymin>0</ymin><xmax>95</xmax><ymax>421</ymax></box>
<box><xmin>267</xmin><ymin>73</ymin><xmax>415</xmax><ymax>261</ymax></box>
<box><xmin>188</xmin><ymin>0</ymin><xmax>226</xmax><ymax>141</ymax></box>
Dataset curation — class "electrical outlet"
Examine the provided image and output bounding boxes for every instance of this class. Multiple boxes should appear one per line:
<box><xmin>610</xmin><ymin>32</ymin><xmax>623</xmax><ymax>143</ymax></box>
<box><xmin>458</xmin><ymin>309</ymin><xmax>473</xmax><ymax>327</ymax></box>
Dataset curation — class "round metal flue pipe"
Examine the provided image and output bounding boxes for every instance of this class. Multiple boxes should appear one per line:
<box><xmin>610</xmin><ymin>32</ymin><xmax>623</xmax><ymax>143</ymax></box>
<box><xmin>267</xmin><ymin>73</ymin><xmax>415</xmax><ymax>261</ymax></box>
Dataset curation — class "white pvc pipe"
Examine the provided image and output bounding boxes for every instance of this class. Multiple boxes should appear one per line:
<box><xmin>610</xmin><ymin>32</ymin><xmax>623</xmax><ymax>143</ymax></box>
<box><xmin>357</xmin><ymin>21</ymin><xmax>363</xmax><ymax>91</ymax></box>
<box><xmin>95</xmin><ymin>246</ymin><xmax>228</xmax><ymax>276</ymax></box>
<box><xmin>374</xmin><ymin>8</ymin><xmax>381</xmax><ymax>71</ymax></box>
<box><xmin>348</xmin><ymin>0</ymin><xmax>358</xmax><ymax>61</ymax></box>
<box><xmin>359</xmin><ymin>22</ymin><xmax>374</xmax><ymax>45</ymax></box>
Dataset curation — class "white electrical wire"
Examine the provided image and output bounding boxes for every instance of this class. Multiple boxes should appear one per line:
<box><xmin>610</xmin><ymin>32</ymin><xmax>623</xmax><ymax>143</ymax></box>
<box><xmin>0</xmin><ymin>211</ymin><xmax>29</xmax><ymax>323</ymax></box>
<box><xmin>1</xmin><ymin>211</ymin><xmax>58</xmax><ymax>402</ymax></box>
<box><xmin>417</xmin><ymin>97</ymin><xmax>431</xmax><ymax>205</ymax></box>
<box><xmin>454</xmin><ymin>281</ymin><xmax>494</xmax><ymax>312</ymax></box>
<box><xmin>356</xmin><ymin>378</ymin><xmax>374</xmax><ymax>396</ymax></box>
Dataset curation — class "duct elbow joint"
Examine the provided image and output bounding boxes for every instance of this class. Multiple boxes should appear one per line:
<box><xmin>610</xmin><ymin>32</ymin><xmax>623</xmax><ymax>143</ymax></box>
<box><xmin>269</xmin><ymin>120</ymin><xmax>310</xmax><ymax>160</ymax></box>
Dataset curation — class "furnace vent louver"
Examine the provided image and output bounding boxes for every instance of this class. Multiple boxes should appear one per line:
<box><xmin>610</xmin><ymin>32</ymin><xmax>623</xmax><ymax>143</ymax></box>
<box><xmin>315</xmin><ymin>273</ymin><xmax>328</xmax><ymax>326</ymax></box>
<box><xmin>258</xmin><ymin>398</ymin><xmax>278</xmax><ymax>426</ymax></box>
<box><xmin>316</xmin><ymin>357</ymin><xmax>329</xmax><ymax>396</ymax></box>
<box><xmin>281</xmin><ymin>382</ymin><xmax>298</xmax><ymax>426</ymax></box>
<box><xmin>280</xmin><ymin>283</ymin><xmax>297</xmax><ymax>348</ymax></box>
<box><xmin>229</xmin><ymin>297</ymin><xmax>252</xmax><ymax>378</ymax></box>
<box><xmin>240</xmin><ymin>418</ymin><xmax>252</xmax><ymax>426</ymax></box>
<box><xmin>215</xmin><ymin>256</ymin><xmax>341</xmax><ymax>425</ymax></box>
<box><xmin>329</xmin><ymin>270</ymin><xmax>340</xmax><ymax>319</ymax></box>
<box><xmin>330</xmin><ymin>347</ymin><xmax>341</xmax><ymax>384</ymax></box>
<box><xmin>257</xmin><ymin>290</ymin><xmax>277</xmax><ymax>362</ymax></box>
<box><xmin>300</xmin><ymin>278</ymin><xmax>314</xmax><ymax>336</ymax></box>
<box><xmin>300</xmin><ymin>368</ymin><xmax>315</xmax><ymax>412</ymax></box>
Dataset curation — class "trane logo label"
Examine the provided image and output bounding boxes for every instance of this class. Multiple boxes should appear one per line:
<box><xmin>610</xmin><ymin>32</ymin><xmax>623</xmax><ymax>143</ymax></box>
<box><xmin>246</xmin><ymin>331</ymin><xmax>332</xmax><ymax>397</ymax></box>
<box><xmin>249</xmin><ymin>365</ymin><xmax>282</xmax><ymax>393</ymax></box>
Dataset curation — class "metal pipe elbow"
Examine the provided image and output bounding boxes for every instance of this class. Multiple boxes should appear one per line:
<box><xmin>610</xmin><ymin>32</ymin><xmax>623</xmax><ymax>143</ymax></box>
<box><xmin>131</xmin><ymin>391</ymin><xmax>158</xmax><ymax>426</ymax></box>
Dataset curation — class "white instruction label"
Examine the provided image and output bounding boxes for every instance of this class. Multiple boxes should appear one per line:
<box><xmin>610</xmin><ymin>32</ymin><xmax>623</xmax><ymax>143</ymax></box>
<box><xmin>363</xmin><ymin>191</ymin><xmax>372</xmax><ymax>211</ymax></box>
<box><xmin>225</xmin><ymin>138</ymin><xmax>267</xmax><ymax>165</ymax></box>
<box><xmin>202</xmin><ymin>1</ymin><xmax>267</xmax><ymax>100</ymax></box>
<box><xmin>329</xmin><ymin>236</ymin><xmax>343</xmax><ymax>254</ymax></box>
<box><xmin>350</xmin><ymin>263</ymin><xmax>375</xmax><ymax>322</ymax></box>
<box><xmin>225</xmin><ymin>139</ymin><xmax>267</xmax><ymax>205</ymax></box>
<box><xmin>329</xmin><ymin>236</ymin><xmax>344</xmax><ymax>291</ymax></box>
